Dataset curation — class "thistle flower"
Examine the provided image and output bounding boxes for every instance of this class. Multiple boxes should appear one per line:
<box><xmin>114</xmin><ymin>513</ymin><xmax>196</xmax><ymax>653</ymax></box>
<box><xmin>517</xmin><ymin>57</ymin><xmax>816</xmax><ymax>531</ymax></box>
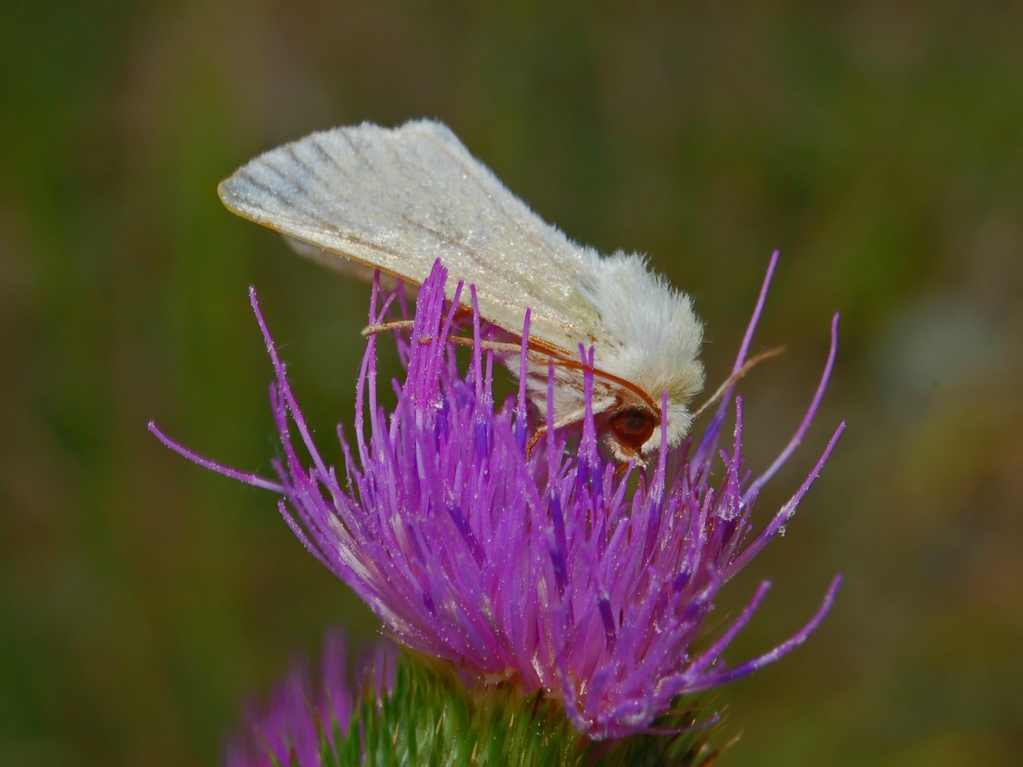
<box><xmin>152</xmin><ymin>255</ymin><xmax>842</xmax><ymax>740</ymax></box>
<box><xmin>229</xmin><ymin>629</ymin><xmax>709</xmax><ymax>767</ymax></box>
<box><xmin>225</xmin><ymin>631</ymin><xmax>371</xmax><ymax>767</ymax></box>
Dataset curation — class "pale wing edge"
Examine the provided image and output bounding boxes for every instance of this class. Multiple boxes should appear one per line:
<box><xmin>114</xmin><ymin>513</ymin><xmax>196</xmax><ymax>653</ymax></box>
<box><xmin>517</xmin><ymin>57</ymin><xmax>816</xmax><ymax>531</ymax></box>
<box><xmin>217</xmin><ymin>121</ymin><xmax>606</xmax><ymax>351</ymax></box>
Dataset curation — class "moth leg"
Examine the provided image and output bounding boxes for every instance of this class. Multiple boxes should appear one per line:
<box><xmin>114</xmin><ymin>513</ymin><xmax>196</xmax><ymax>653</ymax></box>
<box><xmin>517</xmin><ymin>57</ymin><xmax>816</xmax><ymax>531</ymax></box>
<box><xmin>362</xmin><ymin>322</ymin><xmax>525</xmax><ymax>356</ymax></box>
<box><xmin>613</xmin><ymin>461</ymin><xmax>633</xmax><ymax>480</ymax></box>
<box><xmin>525</xmin><ymin>413</ymin><xmax>587</xmax><ymax>458</ymax></box>
<box><xmin>362</xmin><ymin>319</ymin><xmax>417</xmax><ymax>336</ymax></box>
<box><xmin>444</xmin><ymin>336</ymin><xmax>528</xmax><ymax>355</ymax></box>
<box><xmin>525</xmin><ymin>428</ymin><xmax>546</xmax><ymax>458</ymax></box>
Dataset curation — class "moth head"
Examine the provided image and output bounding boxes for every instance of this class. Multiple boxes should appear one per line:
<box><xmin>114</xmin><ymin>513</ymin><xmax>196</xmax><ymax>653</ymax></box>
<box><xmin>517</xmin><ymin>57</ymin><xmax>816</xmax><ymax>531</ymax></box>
<box><xmin>581</xmin><ymin>251</ymin><xmax>706</xmax><ymax>462</ymax></box>
<box><xmin>603</xmin><ymin>407</ymin><xmax>658</xmax><ymax>462</ymax></box>
<box><xmin>600</xmin><ymin>393</ymin><xmax>696</xmax><ymax>464</ymax></box>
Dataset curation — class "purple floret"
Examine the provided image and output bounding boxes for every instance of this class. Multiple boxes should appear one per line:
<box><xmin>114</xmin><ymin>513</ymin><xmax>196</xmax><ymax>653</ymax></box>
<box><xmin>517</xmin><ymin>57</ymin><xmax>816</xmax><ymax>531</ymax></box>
<box><xmin>152</xmin><ymin>253</ymin><xmax>843</xmax><ymax>739</ymax></box>
<box><xmin>225</xmin><ymin>631</ymin><xmax>362</xmax><ymax>767</ymax></box>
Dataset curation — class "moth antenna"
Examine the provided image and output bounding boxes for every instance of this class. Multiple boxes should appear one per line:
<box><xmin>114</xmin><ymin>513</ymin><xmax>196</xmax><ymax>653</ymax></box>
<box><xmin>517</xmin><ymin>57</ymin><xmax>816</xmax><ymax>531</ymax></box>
<box><xmin>692</xmin><ymin>346</ymin><xmax>785</xmax><ymax>419</ymax></box>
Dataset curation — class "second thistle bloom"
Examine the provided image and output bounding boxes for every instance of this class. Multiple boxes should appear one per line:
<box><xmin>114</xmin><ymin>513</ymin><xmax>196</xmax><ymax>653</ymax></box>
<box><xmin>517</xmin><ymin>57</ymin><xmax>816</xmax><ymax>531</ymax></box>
<box><xmin>153</xmin><ymin>258</ymin><xmax>842</xmax><ymax>739</ymax></box>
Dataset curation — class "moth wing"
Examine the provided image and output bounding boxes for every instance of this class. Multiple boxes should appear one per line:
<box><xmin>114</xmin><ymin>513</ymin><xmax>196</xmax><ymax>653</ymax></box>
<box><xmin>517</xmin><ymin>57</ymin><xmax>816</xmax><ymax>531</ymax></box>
<box><xmin>282</xmin><ymin>235</ymin><xmax>413</xmax><ymax>297</ymax></box>
<box><xmin>219</xmin><ymin>119</ymin><xmax>605</xmax><ymax>354</ymax></box>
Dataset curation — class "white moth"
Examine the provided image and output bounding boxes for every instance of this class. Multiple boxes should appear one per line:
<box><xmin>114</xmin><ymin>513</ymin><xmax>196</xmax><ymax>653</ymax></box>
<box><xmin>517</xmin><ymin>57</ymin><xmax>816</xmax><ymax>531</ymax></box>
<box><xmin>219</xmin><ymin>119</ymin><xmax>704</xmax><ymax>462</ymax></box>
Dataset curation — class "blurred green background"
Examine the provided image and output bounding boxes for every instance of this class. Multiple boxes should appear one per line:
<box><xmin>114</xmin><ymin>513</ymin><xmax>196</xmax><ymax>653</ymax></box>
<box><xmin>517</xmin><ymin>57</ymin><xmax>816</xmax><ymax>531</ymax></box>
<box><xmin>3</xmin><ymin>2</ymin><xmax>1022</xmax><ymax>764</ymax></box>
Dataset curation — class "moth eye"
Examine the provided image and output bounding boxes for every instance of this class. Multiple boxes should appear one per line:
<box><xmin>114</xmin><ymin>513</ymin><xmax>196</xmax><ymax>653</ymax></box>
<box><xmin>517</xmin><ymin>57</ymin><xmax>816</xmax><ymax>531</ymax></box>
<box><xmin>608</xmin><ymin>408</ymin><xmax>657</xmax><ymax>452</ymax></box>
